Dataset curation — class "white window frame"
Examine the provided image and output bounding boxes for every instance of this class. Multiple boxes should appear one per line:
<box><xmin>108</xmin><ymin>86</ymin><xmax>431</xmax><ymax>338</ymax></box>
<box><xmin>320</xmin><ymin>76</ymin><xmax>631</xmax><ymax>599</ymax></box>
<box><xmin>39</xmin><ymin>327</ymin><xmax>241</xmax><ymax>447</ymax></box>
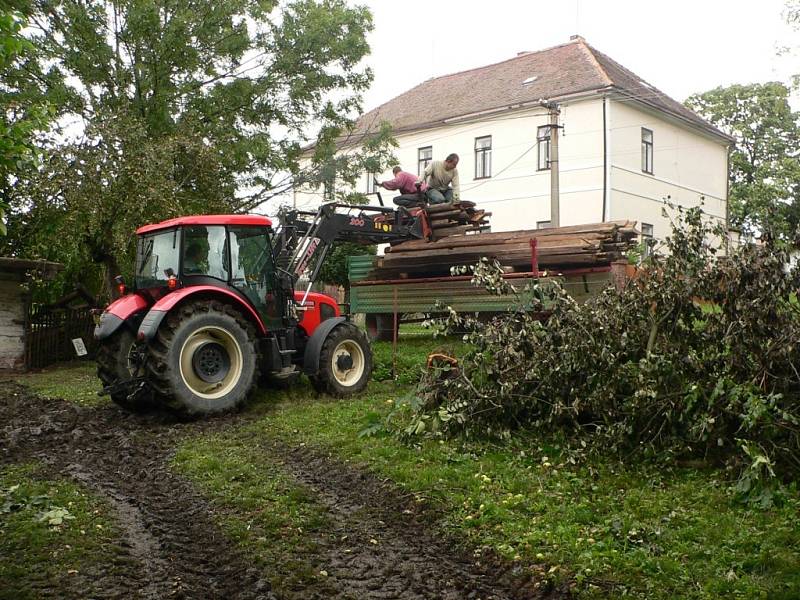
<box><xmin>641</xmin><ymin>222</ymin><xmax>654</xmax><ymax>257</ymax></box>
<box><xmin>641</xmin><ymin>128</ymin><xmax>654</xmax><ymax>174</ymax></box>
<box><xmin>366</xmin><ymin>172</ymin><xmax>377</xmax><ymax>194</ymax></box>
<box><xmin>323</xmin><ymin>176</ymin><xmax>335</xmax><ymax>202</ymax></box>
<box><xmin>418</xmin><ymin>146</ymin><xmax>432</xmax><ymax>176</ymax></box>
<box><xmin>537</xmin><ymin>126</ymin><xmax>551</xmax><ymax>171</ymax></box>
<box><xmin>474</xmin><ymin>136</ymin><xmax>492</xmax><ymax>179</ymax></box>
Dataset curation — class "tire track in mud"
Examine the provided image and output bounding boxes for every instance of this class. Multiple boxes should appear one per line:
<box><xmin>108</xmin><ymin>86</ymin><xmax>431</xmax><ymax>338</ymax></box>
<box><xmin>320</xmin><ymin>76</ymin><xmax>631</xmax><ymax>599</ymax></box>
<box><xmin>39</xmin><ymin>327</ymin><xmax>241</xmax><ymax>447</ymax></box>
<box><xmin>259</xmin><ymin>438</ymin><xmax>567</xmax><ymax>600</ymax></box>
<box><xmin>1</xmin><ymin>381</ymin><xmax>567</xmax><ymax>599</ymax></box>
<box><xmin>0</xmin><ymin>382</ymin><xmax>274</xmax><ymax>600</ymax></box>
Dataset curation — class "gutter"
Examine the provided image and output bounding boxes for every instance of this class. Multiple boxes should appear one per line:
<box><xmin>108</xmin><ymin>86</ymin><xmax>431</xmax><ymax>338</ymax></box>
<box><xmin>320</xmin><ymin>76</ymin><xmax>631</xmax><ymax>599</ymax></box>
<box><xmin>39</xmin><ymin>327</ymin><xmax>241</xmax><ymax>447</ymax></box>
<box><xmin>602</xmin><ymin>96</ymin><xmax>611</xmax><ymax>221</ymax></box>
<box><xmin>440</xmin><ymin>87</ymin><xmax>612</xmax><ymax>124</ymax></box>
<box><xmin>329</xmin><ymin>86</ymin><xmax>618</xmax><ymax>149</ymax></box>
<box><xmin>612</xmin><ymin>89</ymin><xmax>734</xmax><ymax>145</ymax></box>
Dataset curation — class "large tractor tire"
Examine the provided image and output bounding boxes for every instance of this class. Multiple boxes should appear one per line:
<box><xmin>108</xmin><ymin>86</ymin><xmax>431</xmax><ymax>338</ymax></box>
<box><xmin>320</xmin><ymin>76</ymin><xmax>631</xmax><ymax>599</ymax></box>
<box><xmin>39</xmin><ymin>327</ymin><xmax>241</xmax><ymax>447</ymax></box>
<box><xmin>365</xmin><ymin>313</ymin><xmax>399</xmax><ymax>342</ymax></box>
<box><xmin>96</xmin><ymin>328</ymin><xmax>150</xmax><ymax>412</ymax></box>
<box><xmin>310</xmin><ymin>323</ymin><xmax>373</xmax><ymax>397</ymax></box>
<box><xmin>146</xmin><ymin>300</ymin><xmax>259</xmax><ymax>416</ymax></box>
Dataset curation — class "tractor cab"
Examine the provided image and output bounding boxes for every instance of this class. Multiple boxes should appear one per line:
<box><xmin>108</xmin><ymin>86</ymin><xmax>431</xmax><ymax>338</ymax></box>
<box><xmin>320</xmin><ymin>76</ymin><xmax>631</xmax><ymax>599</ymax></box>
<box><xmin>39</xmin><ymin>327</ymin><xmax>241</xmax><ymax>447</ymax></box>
<box><xmin>134</xmin><ymin>215</ymin><xmax>289</xmax><ymax>330</ymax></box>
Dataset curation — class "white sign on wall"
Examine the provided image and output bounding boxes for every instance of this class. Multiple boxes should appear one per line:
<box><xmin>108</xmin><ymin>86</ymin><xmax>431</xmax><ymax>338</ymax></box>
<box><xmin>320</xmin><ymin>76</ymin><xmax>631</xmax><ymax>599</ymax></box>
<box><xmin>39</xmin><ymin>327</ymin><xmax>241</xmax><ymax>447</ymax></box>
<box><xmin>71</xmin><ymin>338</ymin><xmax>88</xmax><ymax>357</ymax></box>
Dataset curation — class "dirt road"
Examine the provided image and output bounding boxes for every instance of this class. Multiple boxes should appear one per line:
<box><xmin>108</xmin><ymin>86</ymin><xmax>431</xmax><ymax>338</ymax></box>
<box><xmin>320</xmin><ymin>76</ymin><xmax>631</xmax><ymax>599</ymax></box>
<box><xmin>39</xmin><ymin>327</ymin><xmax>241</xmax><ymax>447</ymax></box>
<box><xmin>0</xmin><ymin>382</ymin><xmax>560</xmax><ymax>599</ymax></box>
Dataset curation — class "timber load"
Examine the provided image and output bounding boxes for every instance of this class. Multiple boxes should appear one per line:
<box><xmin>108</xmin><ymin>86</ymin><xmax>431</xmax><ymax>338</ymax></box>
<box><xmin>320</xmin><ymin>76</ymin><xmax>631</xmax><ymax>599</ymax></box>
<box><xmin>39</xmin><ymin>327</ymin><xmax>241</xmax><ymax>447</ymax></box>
<box><xmin>370</xmin><ymin>220</ymin><xmax>639</xmax><ymax>280</ymax></box>
<box><xmin>425</xmin><ymin>201</ymin><xmax>491</xmax><ymax>238</ymax></box>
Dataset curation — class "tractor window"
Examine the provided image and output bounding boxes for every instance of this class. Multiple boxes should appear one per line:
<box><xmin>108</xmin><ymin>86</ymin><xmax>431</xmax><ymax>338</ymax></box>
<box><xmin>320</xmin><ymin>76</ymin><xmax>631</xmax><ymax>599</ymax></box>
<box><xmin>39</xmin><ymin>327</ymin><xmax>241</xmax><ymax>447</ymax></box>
<box><xmin>136</xmin><ymin>229</ymin><xmax>180</xmax><ymax>288</ymax></box>
<box><xmin>182</xmin><ymin>226</ymin><xmax>228</xmax><ymax>281</ymax></box>
<box><xmin>229</xmin><ymin>226</ymin><xmax>281</xmax><ymax>326</ymax></box>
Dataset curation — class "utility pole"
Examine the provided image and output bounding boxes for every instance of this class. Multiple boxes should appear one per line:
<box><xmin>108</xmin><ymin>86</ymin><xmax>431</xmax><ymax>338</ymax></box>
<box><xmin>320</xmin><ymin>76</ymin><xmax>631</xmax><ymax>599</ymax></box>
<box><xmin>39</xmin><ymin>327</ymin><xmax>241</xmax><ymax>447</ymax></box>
<box><xmin>548</xmin><ymin>103</ymin><xmax>561</xmax><ymax>228</ymax></box>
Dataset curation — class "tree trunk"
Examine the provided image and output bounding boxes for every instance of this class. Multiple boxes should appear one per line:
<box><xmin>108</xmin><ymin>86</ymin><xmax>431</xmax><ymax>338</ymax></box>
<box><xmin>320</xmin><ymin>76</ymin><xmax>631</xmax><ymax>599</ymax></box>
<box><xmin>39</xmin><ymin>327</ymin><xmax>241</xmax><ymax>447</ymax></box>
<box><xmin>104</xmin><ymin>254</ymin><xmax>122</xmax><ymax>300</ymax></box>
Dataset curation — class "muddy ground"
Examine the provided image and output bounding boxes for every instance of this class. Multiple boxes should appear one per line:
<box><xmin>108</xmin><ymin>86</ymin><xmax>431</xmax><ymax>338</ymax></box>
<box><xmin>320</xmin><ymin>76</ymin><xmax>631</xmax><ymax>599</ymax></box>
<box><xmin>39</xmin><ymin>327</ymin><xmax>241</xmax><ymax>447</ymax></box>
<box><xmin>0</xmin><ymin>381</ymin><xmax>566</xmax><ymax>599</ymax></box>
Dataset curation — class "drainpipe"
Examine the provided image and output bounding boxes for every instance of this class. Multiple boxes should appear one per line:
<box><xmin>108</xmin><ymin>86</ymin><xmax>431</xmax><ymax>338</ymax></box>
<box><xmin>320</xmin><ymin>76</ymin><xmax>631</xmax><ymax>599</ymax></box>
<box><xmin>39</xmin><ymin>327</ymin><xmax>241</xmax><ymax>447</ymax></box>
<box><xmin>603</xmin><ymin>96</ymin><xmax>612</xmax><ymax>222</ymax></box>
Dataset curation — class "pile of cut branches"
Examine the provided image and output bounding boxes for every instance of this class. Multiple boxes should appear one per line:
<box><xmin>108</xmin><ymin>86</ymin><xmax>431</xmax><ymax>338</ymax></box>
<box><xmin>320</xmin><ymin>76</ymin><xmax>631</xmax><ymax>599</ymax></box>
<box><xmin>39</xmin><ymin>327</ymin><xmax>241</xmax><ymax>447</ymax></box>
<box><xmin>405</xmin><ymin>207</ymin><xmax>800</xmax><ymax>498</ymax></box>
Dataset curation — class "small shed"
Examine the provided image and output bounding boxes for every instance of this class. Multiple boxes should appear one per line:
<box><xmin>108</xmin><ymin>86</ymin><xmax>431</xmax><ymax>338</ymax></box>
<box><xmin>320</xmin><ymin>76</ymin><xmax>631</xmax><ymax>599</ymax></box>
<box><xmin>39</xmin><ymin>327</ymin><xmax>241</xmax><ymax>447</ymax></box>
<box><xmin>0</xmin><ymin>258</ymin><xmax>63</xmax><ymax>371</ymax></box>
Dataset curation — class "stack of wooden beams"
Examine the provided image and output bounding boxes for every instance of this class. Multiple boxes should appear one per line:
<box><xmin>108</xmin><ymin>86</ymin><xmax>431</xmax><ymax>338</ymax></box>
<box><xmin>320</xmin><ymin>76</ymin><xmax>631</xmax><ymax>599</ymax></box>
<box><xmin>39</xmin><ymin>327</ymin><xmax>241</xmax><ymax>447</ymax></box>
<box><xmin>371</xmin><ymin>221</ymin><xmax>638</xmax><ymax>280</ymax></box>
<box><xmin>425</xmin><ymin>201</ymin><xmax>490</xmax><ymax>238</ymax></box>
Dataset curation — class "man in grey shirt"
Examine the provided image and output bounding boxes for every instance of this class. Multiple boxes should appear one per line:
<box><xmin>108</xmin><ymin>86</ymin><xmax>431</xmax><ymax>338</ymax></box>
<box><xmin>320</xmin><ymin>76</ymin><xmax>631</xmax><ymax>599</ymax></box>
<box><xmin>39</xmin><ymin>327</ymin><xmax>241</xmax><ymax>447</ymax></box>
<box><xmin>417</xmin><ymin>153</ymin><xmax>460</xmax><ymax>204</ymax></box>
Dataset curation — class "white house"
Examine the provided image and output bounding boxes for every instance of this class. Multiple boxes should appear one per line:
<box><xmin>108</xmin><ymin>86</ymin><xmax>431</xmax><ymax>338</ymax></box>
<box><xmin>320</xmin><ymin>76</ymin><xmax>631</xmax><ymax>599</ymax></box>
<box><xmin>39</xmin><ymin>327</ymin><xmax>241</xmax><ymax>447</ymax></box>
<box><xmin>294</xmin><ymin>36</ymin><xmax>732</xmax><ymax>248</ymax></box>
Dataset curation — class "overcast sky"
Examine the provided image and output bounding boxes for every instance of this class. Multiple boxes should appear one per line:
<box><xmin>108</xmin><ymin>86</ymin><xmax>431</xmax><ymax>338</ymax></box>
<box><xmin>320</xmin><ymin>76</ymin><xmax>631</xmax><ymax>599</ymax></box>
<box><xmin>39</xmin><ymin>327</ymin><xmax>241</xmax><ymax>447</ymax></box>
<box><xmin>357</xmin><ymin>0</ymin><xmax>798</xmax><ymax>112</ymax></box>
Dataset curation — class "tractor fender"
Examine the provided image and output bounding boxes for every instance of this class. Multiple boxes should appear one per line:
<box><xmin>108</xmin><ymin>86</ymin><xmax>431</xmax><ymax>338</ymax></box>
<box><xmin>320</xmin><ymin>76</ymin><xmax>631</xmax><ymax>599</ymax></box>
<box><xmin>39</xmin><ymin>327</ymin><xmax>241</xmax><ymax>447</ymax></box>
<box><xmin>137</xmin><ymin>285</ymin><xmax>267</xmax><ymax>341</ymax></box>
<box><xmin>302</xmin><ymin>317</ymin><xmax>347</xmax><ymax>375</ymax></box>
<box><xmin>94</xmin><ymin>293</ymin><xmax>150</xmax><ymax>341</ymax></box>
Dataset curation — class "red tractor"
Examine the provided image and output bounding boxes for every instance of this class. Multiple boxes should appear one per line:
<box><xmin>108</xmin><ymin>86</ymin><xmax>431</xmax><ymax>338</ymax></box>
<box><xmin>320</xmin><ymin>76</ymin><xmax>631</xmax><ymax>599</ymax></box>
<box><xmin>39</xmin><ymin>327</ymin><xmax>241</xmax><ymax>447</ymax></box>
<box><xmin>94</xmin><ymin>202</ymin><xmax>429</xmax><ymax>415</ymax></box>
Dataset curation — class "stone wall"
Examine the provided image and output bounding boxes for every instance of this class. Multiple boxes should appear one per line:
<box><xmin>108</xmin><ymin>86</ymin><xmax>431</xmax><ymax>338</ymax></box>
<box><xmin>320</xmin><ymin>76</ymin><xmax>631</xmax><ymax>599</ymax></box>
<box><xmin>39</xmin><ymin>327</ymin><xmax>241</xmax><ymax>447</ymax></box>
<box><xmin>0</xmin><ymin>276</ymin><xmax>26</xmax><ymax>370</ymax></box>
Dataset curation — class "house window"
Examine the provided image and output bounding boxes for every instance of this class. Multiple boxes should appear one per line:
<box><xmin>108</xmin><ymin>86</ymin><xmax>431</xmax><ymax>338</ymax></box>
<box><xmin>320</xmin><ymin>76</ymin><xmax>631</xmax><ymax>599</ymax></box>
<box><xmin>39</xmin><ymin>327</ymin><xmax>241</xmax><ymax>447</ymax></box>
<box><xmin>323</xmin><ymin>176</ymin><xmax>335</xmax><ymax>202</ymax></box>
<box><xmin>418</xmin><ymin>146</ymin><xmax>432</xmax><ymax>175</ymax></box>
<box><xmin>366</xmin><ymin>172</ymin><xmax>377</xmax><ymax>194</ymax></box>
<box><xmin>641</xmin><ymin>128</ymin><xmax>653</xmax><ymax>174</ymax></box>
<box><xmin>474</xmin><ymin>136</ymin><xmax>492</xmax><ymax>179</ymax></box>
<box><xmin>641</xmin><ymin>222</ymin><xmax>654</xmax><ymax>257</ymax></box>
<box><xmin>536</xmin><ymin>220</ymin><xmax>551</xmax><ymax>229</ymax></box>
<box><xmin>537</xmin><ymin>126</ymin><xmax>551</xmax><ymax>171</ymax></box>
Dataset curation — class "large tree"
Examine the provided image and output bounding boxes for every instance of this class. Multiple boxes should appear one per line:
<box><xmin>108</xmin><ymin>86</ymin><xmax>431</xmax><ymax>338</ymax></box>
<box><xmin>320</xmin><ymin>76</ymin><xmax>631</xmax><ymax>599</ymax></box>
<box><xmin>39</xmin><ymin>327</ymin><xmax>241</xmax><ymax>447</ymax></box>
<box><xmin>686</xmin><ymin>82</ymin><xmax>800</xmax><ymax>239</ymax></box>
<box><xmin>784</xmin><ymin>0</ymin><xmax>799</xmax><ymax>87</ymax></box>
<box><xmin>5</xmin><ymin>0</ymin><xmax>392</xmax><ymax>297</ymax></box>
<box><xmin>0</xmin><ymin>8</ymin><xmax>50</xmax><ymax>235</ymax></box>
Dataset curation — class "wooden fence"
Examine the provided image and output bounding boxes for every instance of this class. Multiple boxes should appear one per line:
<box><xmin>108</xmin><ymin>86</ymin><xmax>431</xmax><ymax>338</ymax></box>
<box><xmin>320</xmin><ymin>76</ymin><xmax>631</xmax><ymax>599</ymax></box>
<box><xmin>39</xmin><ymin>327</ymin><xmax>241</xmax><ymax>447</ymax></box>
<box><xmin>25</xmin><ymin>305</ymin><xmax>97</xmax><ymax>369</ymax></box>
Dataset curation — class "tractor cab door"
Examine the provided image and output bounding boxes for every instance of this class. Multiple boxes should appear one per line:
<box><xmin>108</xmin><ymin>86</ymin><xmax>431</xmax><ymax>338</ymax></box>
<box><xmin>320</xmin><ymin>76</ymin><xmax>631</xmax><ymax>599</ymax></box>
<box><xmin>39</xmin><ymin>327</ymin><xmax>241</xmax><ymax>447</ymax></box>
<box><xmin>228</xmin><ymin>226</ymin><xmax>284</xmax><ymax>330</ymax></box>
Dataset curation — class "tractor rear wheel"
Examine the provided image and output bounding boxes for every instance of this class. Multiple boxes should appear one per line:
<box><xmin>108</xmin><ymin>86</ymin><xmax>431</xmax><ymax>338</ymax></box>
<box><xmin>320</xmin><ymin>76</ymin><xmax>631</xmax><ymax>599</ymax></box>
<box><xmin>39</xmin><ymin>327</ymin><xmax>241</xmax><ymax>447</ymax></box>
<box><xmin>96</xmin><ymin>328</ymin><xmax>150</xmax><ymax>412</ymax></box>
<box><xmin>146</xmin><ymin>300</ymin><xmax>259</xmax><ymax>416</ymax></box>
<box><xmin>309</xmin><ymin>323</ymin><xmax>372</xmax><ymax>396</ymax></box>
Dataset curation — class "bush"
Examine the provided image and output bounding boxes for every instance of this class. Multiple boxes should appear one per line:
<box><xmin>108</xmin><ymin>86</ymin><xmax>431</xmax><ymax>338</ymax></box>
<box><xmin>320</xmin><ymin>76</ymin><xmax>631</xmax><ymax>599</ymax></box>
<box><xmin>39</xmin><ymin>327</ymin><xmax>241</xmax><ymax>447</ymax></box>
<box><xmin>404</xmin><ymin>207</ymin><xmax>800</xmax><ymax>495</ymax></box>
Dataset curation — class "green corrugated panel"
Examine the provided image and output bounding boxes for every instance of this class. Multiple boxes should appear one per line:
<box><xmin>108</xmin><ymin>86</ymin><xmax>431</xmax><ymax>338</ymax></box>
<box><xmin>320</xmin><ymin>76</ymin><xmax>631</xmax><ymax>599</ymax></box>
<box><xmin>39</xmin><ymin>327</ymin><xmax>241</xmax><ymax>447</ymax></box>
<box><xmin>350</xmin><ymin>271</ymin><xmax>613</xmax><ymax>314</ymax></box>
<box><xmin>351</xmin><ymin>277</ymin><xmax>545</xmax><ymax>313</ymax></box>
<box><xmin>347</xmin><ymin>254</ymin><xmax>377</xmax><ymax>283</ymax></box>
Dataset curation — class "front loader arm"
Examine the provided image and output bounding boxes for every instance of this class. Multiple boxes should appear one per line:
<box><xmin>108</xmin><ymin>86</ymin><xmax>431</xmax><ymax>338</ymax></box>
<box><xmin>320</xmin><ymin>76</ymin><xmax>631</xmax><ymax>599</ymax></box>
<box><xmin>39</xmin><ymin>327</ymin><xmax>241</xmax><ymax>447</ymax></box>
<box><xmin>275</xmin><ymin>202</ymin><xmax>429</xmax><ymax>304</ymax></box>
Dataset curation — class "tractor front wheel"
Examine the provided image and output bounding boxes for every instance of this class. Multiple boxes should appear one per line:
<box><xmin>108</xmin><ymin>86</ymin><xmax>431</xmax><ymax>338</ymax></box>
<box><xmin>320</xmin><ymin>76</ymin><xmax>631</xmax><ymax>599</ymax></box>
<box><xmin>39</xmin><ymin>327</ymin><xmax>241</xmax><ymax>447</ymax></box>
<box><xmin>310</xmin><ymin>323</ymin><xmax>372</xmax><ymax>396</ymax></box>
<box><xmin>147</xmin><ymin>300</ymin><xmax>258</xmax><ymax>416</ymax></box>
<box><xmin>96</xmin><ymin>328</ymin><xmax>150</xmax><ymax>412</ymax></box>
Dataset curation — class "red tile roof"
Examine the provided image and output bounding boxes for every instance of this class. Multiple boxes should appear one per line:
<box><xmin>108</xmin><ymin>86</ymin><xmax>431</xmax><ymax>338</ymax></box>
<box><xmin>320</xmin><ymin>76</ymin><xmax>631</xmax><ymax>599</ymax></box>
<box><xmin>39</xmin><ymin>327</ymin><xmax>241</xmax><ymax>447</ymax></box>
<box><xmin>355</xmin><ymin>37</ymin><xmax>729</xmax><ymax>142</ymax></box>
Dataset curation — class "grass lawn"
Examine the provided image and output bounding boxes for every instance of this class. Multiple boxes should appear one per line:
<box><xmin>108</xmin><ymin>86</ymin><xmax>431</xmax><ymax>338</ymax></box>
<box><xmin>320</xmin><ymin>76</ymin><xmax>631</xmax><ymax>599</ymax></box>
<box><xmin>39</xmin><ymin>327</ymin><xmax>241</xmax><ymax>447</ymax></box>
<box><xmin>0</xmin><ymin>464</ymin><xmax>119</xmax><ymax>600</ymax></box>
<box><xmin>173</xmin><ymin>434</ymin><xmax>337</xmax><ymax>596</ymax></box>
<box><xmin>11</xmin><ymin>360</ymin><xmax>106</xmax><ymax>407</ymax></box>
<box><xmin>14</xmin><ymin>329</ymin><xmax>800</xmax><ymax>599</ymax></box>
<box><xmin>180</xmin><ymin>331</ymin><xmax>800</xmax><ymax>599</ymax></box>
<box><xmin>216</xmin><ymin>380</ymin><xmax>800</xmax><ymax>599</ymax></box>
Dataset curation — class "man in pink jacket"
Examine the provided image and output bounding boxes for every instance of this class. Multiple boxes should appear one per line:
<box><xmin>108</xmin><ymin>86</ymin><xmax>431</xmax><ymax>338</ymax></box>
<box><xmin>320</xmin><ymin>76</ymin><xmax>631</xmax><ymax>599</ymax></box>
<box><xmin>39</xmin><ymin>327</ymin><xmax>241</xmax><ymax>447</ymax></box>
<box><xmin>378</xmin><ymin>166</ymin><xmax>428</xmax><ymax>195</ymax></box>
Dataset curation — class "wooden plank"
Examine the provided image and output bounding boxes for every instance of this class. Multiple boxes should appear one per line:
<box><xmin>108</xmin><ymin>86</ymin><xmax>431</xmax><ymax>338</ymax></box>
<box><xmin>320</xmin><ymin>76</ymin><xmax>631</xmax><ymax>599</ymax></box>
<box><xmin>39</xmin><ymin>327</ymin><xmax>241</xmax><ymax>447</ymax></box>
<box><xmin>381</xmin><ymin>240</ymin><xmax>604</xmax><ymax>265</ymax></box>
<box><xmin>387</xmin><ymin>222</ymin><xmax>634</xmax><ymax>253</ymax></box>
<box><xmin>381</xmin><ymin>247</ymin><xmax>619</xmax><ymax>269</ymax></box>
<box><xmin>428</xmin><ymin>210</ymin><xmax>463</xmax><ymax>221</ymax></box>
<box><xmin>424</xmin><ymin>202</ymin><xmax>459</xmax><ymax>213</ymax></box>
<box><xmin>388</xmin><ymin>232</ymin><xmax>612</xmax><ymax>253</ymax></box>
<box><xmin>368</xmin><ymin>253</ymin><xmax>615</xmax><ymax>281</ymax></box>
<box><xmin>432</xmin><ymin>225</ymin><xmax>473</xmax><ymax>238</ymax></box>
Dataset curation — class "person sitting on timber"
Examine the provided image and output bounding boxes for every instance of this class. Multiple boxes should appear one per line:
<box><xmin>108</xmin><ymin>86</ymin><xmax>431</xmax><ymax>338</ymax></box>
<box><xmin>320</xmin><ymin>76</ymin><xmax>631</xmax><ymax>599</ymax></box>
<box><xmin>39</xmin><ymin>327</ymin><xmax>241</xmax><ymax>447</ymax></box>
<box><xmin>379</xmin><ymin>166</ymin><xmax>428</xmax><ymax>195</ymax></box>
<box><xmin>417</xmin><ymin>153</ymin><xmax>460</xmax><ymax>205</ymax></box>
<box><xmin>378</xmin><ymin>166</ymin><xmax>428</xmax><ymax>208</ymax></box>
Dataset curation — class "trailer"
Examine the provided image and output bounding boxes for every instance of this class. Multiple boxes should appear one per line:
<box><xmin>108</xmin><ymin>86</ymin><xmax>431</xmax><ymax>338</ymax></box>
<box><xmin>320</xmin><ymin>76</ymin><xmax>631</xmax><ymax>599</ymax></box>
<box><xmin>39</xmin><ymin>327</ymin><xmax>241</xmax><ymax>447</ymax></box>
<box><xmin>348</xmin><ymin>253</ymin><xmax>625</xmax><ymax>342</ymax></box>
